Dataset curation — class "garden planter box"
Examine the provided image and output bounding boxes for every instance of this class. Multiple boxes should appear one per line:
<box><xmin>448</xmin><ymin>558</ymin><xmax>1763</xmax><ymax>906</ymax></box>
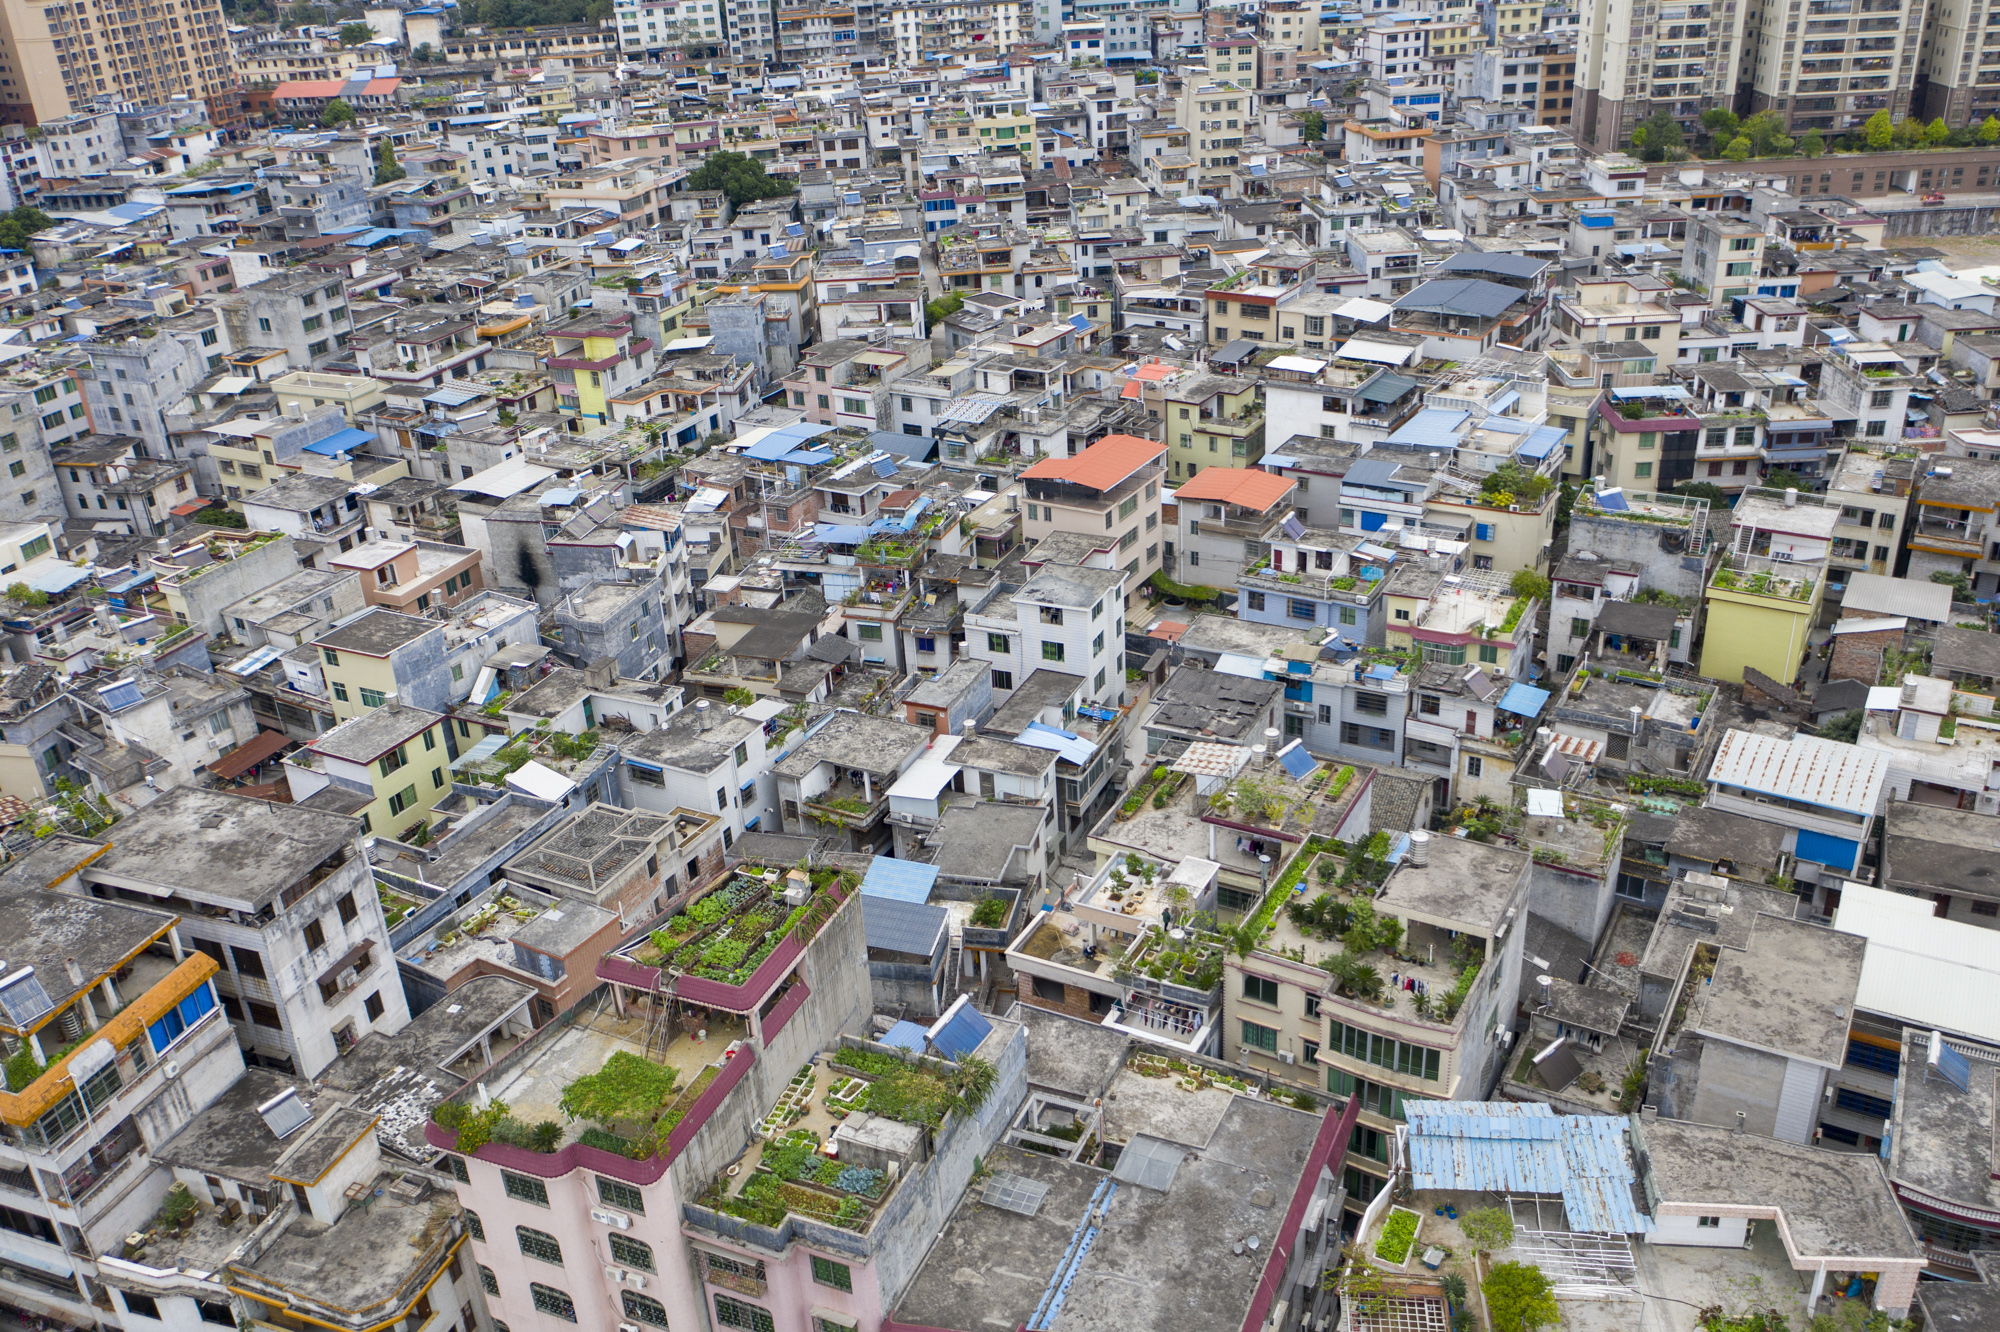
<box><xmin>1373</xmin><ymin>1206</ymin><xmax>1424</xmax><ymax>1271</ymax></box>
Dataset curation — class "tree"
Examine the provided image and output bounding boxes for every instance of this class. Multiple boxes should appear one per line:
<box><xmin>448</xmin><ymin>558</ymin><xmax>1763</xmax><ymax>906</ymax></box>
<box><xmin>1765</xmin><ymin>468</ymin><xmax>1811</xmax><ymax>493</ymax></box>
<box><xmin>685</xmin><ymin>149</ymin><xmax>796</xmax><ymax>206</ymax></box>
<box><xmin>1630</xmin><ymin>109</ymin><xmax>1685</xmax><ymax>162</ymax></box>
<box><xmin>1298</xmin><ymin>110</ymin><xmax>1325</xmax><ymax>142</ymax></box>
<box><xmin>1739</xmin><ymin>110</ymin><xmax>1793</xmax><ymax>157</ymax></box>
<box><xmin>374</xmin><ymin>135</ymin><xmax>406</xmax><ymax>185</ymax></box>
<box><xmin>1800</xmin><ymin>129</ymin><xmax>1825</xmax><ymax>158</ymax></box>
<box><xmin>1983</xmin><ymin>115</ymin><xmax>2000</xmax><ymax>144</ymax></box>
<box><xmin>1925</xmin><ymin>116</ymin><xmax>1952</xmax><ymax>146</ymax></box>
<box><xmin>1459</xmin><ymin>1207</ymin><xmax>1516</xmax><ymax>1253</ymax></box>
<box><xmin>320</xmin><ymin>98</ymin><xmax>356</xmax><ymax>127</ymax></box>
<box><xmin>1509</xmin><ymin>568</ymin><xmax>1551</xmax><ymax>604</ymax></box>
<box><xmin>412</xmin><ymin>41</ymin><xmax>437</xmax><ymax>61</ymax></box>
<box><xmin>1819</xmin><ymin>709</ymin><xmax>1864</xmax><ymax>743</ymax></box>
<box><xmin>0</xmin><ymin>206</ymin><xmax>52</xmax><ymax>252</ymax></box>
<box><xmin>1699</xmin><ymin>107</ymin><xmax>1739</xmax><ymax>148</ymax></box>
<box><xmin>337</xmin><ymin>21</ymin><xmax>376</xmax><ymax>44</ymax></box>
<box><xmin>924</xmin><ymin>291</ymin><xmax>964</xmax><ymax>324</ymax></box>
<box><xmin>1675</xmin><ymin>480</ymin><xmax>1727</xmax><ymax>505</ymax></box>
<box><xmin>1484</xmin><ymin>1263</ymin><xmax>1559</xmax><ymax>1332</ymax></box>
<box><xmin>1722</xmin><ymin>136</ymin><xmax>1752</xmax><ymax>162</ymax></box>
<box><xmin>1864</xmin><ymin>109</ymin><xmax>1894</xmax><ymax>150</ymax></box>
<box><xmin>1893</xmin><ymin>114</ymin><xmax>1923</xmax><ymax>149</ymax></box>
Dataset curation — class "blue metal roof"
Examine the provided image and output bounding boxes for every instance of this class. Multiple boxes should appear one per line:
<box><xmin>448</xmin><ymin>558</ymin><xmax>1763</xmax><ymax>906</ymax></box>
<box><xmin>880</xmin><ymin>1019</ymin><xmax>929</xmax><ymax>1052</ymax></box>
<box><xmin>22</xmin><ymin>563</ymin><xmax>90</xmax><ymax>595</ymax></box>
<box><xmin>1499</xmin><ymin>681</ymin><xmax>1551</xmax><ymax>717</ymax></box>
<box><xmin>425</xmin><ymin>387</ymin><xmax>483</xmax><ymax>407</ymax></box>
<box><xmin>1514</xmin><ymin>424</ymin><xmax>1569</xmax><ymax>461</ymax></box>
<box><xmin>862</xmin><ymin>894</ymin><xmax>948</xmax><ymax>956</ymax></box>
<box><xmin>861</xmin><ymin>856</ymin><xmax>941</xmax><ymax>903</ymax></box>
<box><xmin>1385</xmin><ymin>408</ymin><xmax>1470</xmax><ymax>450</ymax></box>
<box><xmin>870</xmin><ymin>495</ymin><xmax>931</xmax><ymax>535</ymax></box>
<box><xmin>928</xmin><ymin>996</ymin><xmax>994</xmax><ymax>1060</ymax></box>
<box><xmin>1405</xmin><ymin>1101</ymin><xmax>1653</xmax><ymax>1234</ymax></box>
<box><xmin>1343</xmin><ymin>457</ymin><xmax>1405</xmax><ymax>489</ymax></box>
<box><xmin>870</xmin><ymin>430</ymin><xmax>937</xmax><ymax>461</ymax></box>
<box><xmin>302</xmin><ymin>427</ymin><xmax>373</xmax><ymax>456</ymax></box>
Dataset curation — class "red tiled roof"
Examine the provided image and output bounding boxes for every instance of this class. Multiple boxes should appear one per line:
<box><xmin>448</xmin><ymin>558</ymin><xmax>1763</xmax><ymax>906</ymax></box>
<box><xmin>1020</xmin><ymin>434</ymin><xmax>1164</xmax><ymax>491</ymax></box>
<box><xmin>1171</xmin><ymin>467</ymin><xmax>1297</xmax><ymax>511</ymax></box>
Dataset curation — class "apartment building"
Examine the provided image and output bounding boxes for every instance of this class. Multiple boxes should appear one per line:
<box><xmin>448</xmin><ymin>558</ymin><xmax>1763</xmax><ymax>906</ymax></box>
<box><xmin>284</xmin><ymin>705</ymin><xmax>455</xmax><ymax>843</ymax></box>
<box><xmin>77</xmin><ymin>787</ymin><xmax>413</xmax><ymax>1077</ymax></box>
<box><xmin>966</xmin><ymin>563</ymin><xmax>1129</xmax><ymax>708</ymax></box>
<box><xmin>0</xmin><ymin>0</ymin><xmax>234</xmax><ymax>128</ymax></box>
<box><xmin>0</xmin><ymin>884</ymin><xmax>238</xmax><ymax>1329</ymax></box>
<box><xmin>1574</xmin><ymin>0</ymin><xmax>1747</xmax><ymax>152</ymax></box>
<box><xmin>1744</xmin><ymin>0</ymin><xmax>1916</xmax><ymax>134</ymax></box>
<box><xmin>1700</xmin><ymin>489</ymin><xmax>1834</xmax><ymax>685</ymax></box>
<box><xmin>1019</xmin><ymin>433</ymin><xmax>1166</xmax><ymax>598</ymax></box>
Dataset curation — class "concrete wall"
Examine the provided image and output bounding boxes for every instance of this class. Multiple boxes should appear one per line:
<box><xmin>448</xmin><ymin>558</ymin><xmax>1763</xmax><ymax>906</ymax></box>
<box><xmin>1524</xmin><ymin>860</ymin><xmax>1616</xmax><ymax>955</ymax></box>
<box><xmin>174</xmin><ymin>537</ymin><xmax>303</xmax><ymax>636</ymax></box>
<box><xmin>1647</xmin><ymin>1210</ymin><xmax>1749</xmax><ymax>1247</ymax></box>
<box><xmin>1682</xmin><ymin>1037</ymin><xmax>1789</xmax><ymax>1140</ymax></box>
<box><xmin>1565</xmin><ymin>514</ymin><xmax>1708</xmax><ymax>601</ymax></box>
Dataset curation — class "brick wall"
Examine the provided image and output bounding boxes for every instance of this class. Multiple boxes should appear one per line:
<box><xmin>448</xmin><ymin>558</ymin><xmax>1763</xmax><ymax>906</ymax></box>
<box><xmin>1828</xmin><ymin>625</ymin><xmax>1900</xmax><ymax>685</ymax></box>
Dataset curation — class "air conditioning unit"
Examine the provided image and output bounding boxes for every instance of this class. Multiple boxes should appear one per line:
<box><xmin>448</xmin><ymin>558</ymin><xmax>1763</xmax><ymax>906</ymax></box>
<box><xmin>590</xmin><ymin>1207</ymin><xmax>633</xmax><ymax>1230</ymax></box>
<box><xmin>1278</xmin><ymin>1051</ymin><xmax>1295</xmax><ymax>1065</ymax></box>
<box><xmin>624</xmin><ymin>1272</ymin><xmax>646</xmax><ymax>1289</ymax></box>
<box><xmin>618</xmin><ymin>1323</ymin><xmax>643</xmax><ymax>1332</ymax></box>
<box><xmin>337</xmin><ymin>968</ymin><xmax>359</xmax><ymax>991</ymax></box>
<box><xmin>604</xmin><ymin>1265</ymin><xmax>627</xmax><ymax>1285</ymax></box>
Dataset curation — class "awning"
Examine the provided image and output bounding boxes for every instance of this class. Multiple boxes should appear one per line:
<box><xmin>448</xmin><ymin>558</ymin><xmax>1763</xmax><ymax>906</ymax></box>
<box><xmin>1498</xmin><ymin>682</ymin><xmax>1552</xmax><ymax>717</ymax></box>
<box><xmin>20</xmin><ymin>563</ymin><xmax>91</xmax><ymax>595</ymax></box>
<box><xmin>303</xmin><ymin>427</ymin><xmax>374</xmax><ymax>456</ymax></box>
<box><xmin>1339</xmin><ymin>337</ymin><xmax>1416</xmax><ymax>366</ymax></box>
<box><xmin>314</xmin><ymin>938</ymin><xmax>375</xmax><ymax>990</ymax></box>
<box><xmin>206</xmin><ymin>729</ymin><xmax>292</xmax><ymax>780</ymax></box>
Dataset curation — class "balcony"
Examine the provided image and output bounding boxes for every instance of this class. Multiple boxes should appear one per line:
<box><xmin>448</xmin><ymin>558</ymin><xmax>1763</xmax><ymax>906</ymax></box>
<box><xmin>801</xmin><ymin>781</ymin><xmax>890</xmax><ymax>829</ymax></box>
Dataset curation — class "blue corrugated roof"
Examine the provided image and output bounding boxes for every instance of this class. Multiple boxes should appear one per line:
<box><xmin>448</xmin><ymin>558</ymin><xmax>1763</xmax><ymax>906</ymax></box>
<box><xmin>1385</xmin><ymin>408</ymin><xmax>1471</xmax><ymax>450</ymax></box>
<box><xmin>928</xmin><ymin>996</ymin><xmax>994</xmax><ymax>1060</ymax></box>
<box><xmin>861</xmin><ymin>857</ymin><xmax>941</xmax><ymax>903</ymax></box>
<box><xmin>302</xmin><ymin>427</ymin><xmax>373</xmax><ymax>456</ymax></box>
<box><xmin>1343</xmin><ymin>457</ymin><xmax>1406</xmax><ymax>489</ymax></box>
<box><xmin>1016</xmin><ymin>721</ymin><xmax>1095</xmax><ymax>767</ymax></box>
<box><xmin>1405</xmin><ymin>1101</ymin><xmax>1653</xmax><ymax>1234</ymax></box>
<box><xmin>1513</xmin><ymin>424</ymin><xmax>1569</xmax><ymax>461</ymax></box>
<box><xmin>1499</xmin><ymin>681</ymin><xmax>1551</xmax><ymax>717</ymax></box>
<box><xmin>880</xmin><ymin>1019</ymin><xmax>929</xmax><ymax>1052</ymax></box>
<box><xmin>22</xmin><ymin>563</ymin><xmax>90</xmax><ymax>594</ymax></box>
<box><xmin>862</xmin><ymin>894</ymin><xmax>948</xmax><ymax>956</ymax></box>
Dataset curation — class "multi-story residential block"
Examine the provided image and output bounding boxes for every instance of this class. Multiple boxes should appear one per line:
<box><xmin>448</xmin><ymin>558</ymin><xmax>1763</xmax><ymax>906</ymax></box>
<box><xmin>76</xmin><ymin>786</ymin><xmax>413</xmax><ymax>1076</ymax></box>
<box><xmin>1700</xmin><ymin>488</ymin><xmax>1834</xmax><ymax>685</ymax></box>
<box><xmin>0</xmin><ymin>0</ymin><xmax>234</xmax><ymax>128</ymax></box>
<box><xmin>0</xmin><ymin>883</ymin><xmax>239</xmax><ymax>1329</ymax></box>
<box><xmin>329</xmin><ymin>539</ymin><xmax>484</xmax><ymax>616</ymax></box>
<box><xmin>1823</xmin><ymin>447</ymin><xmax>1914</xmax><ymax>618</ymax></box>
<box><xmin>1174</xmin><ymin>464</ymin><xmax>1299</xmax><ymax>589</ymax></box>
<box><xmin>966</xmin><ymin>563</ymin><xmax>1129</xmax><ymax>708</ymax></box>
<box><xmin>1904</xmin><ymin>453</ymin><xmax>2000</xmax><ymax>593</ymax></box>
<box><xmin>50</xmin><ymin>437</ymin><xmax>198</xmax><ymax>537</ymax></box>
<box><xmin>1160</xmin><ymin>373</ymin><xmax>1264</xmax><ymax>483</ymax></box>
<box><xmin>283</xmin><ymin>705</ymin><xmax>456</xmax><ymax>843</ymax></box>
<box><xmin>1020</xmin><ymin>433</ymin><xmax>1166</xmax><ymax>598</ymax></box>
<box><xmin>1744</xmin><ymin>0</ymin><xmax>1918</xmax><ymax>134</ymax></box>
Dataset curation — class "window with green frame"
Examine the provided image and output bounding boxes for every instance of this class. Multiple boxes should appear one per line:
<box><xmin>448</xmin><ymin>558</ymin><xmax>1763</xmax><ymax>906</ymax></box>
<box><xmin>609</xmin><ymin>1234</ymin><xmax>655</xmax><ymax>1271</ymax></box>
<box><xmin>1478</xmin><ymin>644</ymin><xmax>1499</xmax><ymax>664</ymax></box>
<box><xmin>1241</xmin><ymin>1020</ymin><xmax>1278</xmax><ymax>1052</ymax></box>
<box><xmin>810</xmin><ymin>1255</ymin><xmax>853</xmax><ymax>1292</ymax></box>
<box><xmin>597</xmin><ymin>1176</ymin><xmax>645</xmax><ymax>1214</ymax></box>
<box><xmin>1325</xmin><ymin>1067</ymin><xmax>1432</xmax><ymax>1120</ymax></box>
<box><xmin>622</xmin><ymin>1292</ymin><xmax>670</xmax><ymax>1327</ymax></box>
<box><xmin>502</xmin><ymin>1171</ymin><xmax>549</xmax><ymax>1206</ymax></box>
<box><xmin>714</xmin><ymin>1296</ymin><xmax>776</xmax><ymax>1332</ymax></box>
<box><xmin>1326</xmin><ymin>1019</ymin><xmax>1440</xmax><ymax>1080</ymax></box>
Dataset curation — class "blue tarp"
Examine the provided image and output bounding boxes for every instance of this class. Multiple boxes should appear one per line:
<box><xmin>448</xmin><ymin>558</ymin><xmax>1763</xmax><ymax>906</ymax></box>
<box><xmin>1498</xmin><ymin>682</ymin><xmax>1551</xmax><ymax>717</ymax></box>
<box><xmin>861</xmin><ymin>857</ymin><xmax>941</xmax><ymax>903</ymax></box>
<box><xmin>816</xmin><ymin>523</ymin><xmax>871</xmax><ymax>545</ymax></box>
<box><xmin>1016</xmin><ymin>721</ymin><xmax>1095</xmax><ymax>767</ymax></box>
<box><xmin>302</xmin><ymin>427</ymin><xmax>373</xmax><ymax>456</ymax></box>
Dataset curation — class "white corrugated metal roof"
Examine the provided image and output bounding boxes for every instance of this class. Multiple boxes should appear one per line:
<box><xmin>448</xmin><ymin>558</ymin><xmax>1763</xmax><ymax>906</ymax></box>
<box><xmin>1705</xmin><ymin>728</ymin><xmax>1888</xmax><ymax>816</ymax></box>
<box><xmin>1834</xmin><ymin>881</ymin><xmax>2000</xmax><ymax>1044</ymax></box>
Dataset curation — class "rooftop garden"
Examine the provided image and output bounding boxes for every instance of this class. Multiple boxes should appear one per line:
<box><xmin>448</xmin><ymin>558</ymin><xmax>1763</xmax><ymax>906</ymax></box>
<box><xmin>630</xmin><ymin>867</ymin><xmax>853</xmax><ymax>986</ymax></box>
<box><xmin>1112</xmin><ymin>922</ymin><xmax>1229</xmax><ymax>991</ymax></box>
<box><xmin>1710</xmin><ymin>558</ymin><xmax>1814</xmax><ymax>602</ymax></box>
<box><xmin>1475</xmin><ymin>461</ymin><xmax>1556</xmax><ymax>512</ymax></box>
<box><xmin>428</xmin><ymin>1051</ymin><xmax>722</xmax><ymax>1161</ymax></box>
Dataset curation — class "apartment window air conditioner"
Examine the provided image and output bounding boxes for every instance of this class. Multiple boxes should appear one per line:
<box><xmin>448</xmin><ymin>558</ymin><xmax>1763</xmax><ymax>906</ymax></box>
<box><xmin>618</xmin><ymin>1324</ymin><xmax>643</xmax><ymax>1332</ymax></box>
<box><xmin>337</xmin><ymin>969</ymin><xmax>359</xmax><ymax>992</ymax></box>
<box><xmin>604</xmin><ymin>1265</ymin><xmax>627</xmax><ymax>1285</ymax></box>
<box><xmin>1279</xmin><ymin>1051</ymin><xmax>1295</xmax><ymax>1064</ymax></box>
<box><xmin>590</xmin><ymin>1207</ymin><xmax>633</xmax><ymax>1229</ymax></box>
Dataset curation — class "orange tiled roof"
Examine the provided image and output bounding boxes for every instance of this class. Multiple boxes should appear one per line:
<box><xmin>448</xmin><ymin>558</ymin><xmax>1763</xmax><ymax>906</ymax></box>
<box><xmin>1021</xmin><ymin>434</ymin><xmax>1164</xmax><ymax>491</ymax></box>
<box><xmin>1171</xmin><ymin>467</ymin><xmax>1296</xmax><ymax>511</ymax></box>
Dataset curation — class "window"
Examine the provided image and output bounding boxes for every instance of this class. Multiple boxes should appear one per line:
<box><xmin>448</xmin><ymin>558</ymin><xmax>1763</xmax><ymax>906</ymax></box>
<box><xmin>1466</xmin><ymin>756</ymin><xmax>1483</xmax><ymax>778</ymax></box>
<box><xmin>810</xmin><ymin>1255</ymin><xmax>853</xmax><ymax>1291</ymax></box>
<box><xmin>988</xmin><ymin>633</ymin><xmax>1010</xmax><ymax>654</ymax></box>
<box><xmin>1834</xmin><ymin>1087</ymin><xmax>1894</xmax><ymax>1119</ymax></box>
<box><xmin>503</xmin><ymin>1171</ymin><xmax>550</xmax><ymax>1206</ymax></box>
<box><xmin>1634</xmin><ymin>463</ymin><xmax>1652</xmax><ymax>478</ymax></box>
<box><xmin>1288</xmin><ymin>598</ymin><xmax>1315</xmax><ymax>621</ymax></box>
<box><xmin>304</xmin><ymin>919</ymin><xmax>326</xmax><ymax>952</ymax></box>
<box><xmin>1695</xmin><ymin>1216</ymin><xmax>1722</xmax><ymax>1229</ymax></box>
<box><xmin>598</xmin><ymin>1176</ymin><xmax>645</xmax><ymax>1214</ymax></box>
<box><xmin>622</xmin><ymin>1292</ymin><xmax>670</xmax><ymax>1327</ymax></box>
<box><xmin>530</xmin><ymin>1284</ymin><xmax>576</xmax><ymax>1322</ymax></box>
<box><xmin>1042</xmin><ymin>641</ymin><xmax>1065</xmax><ymax>661</ymax></box>
<box><xmin>364</xmin><ymin>990</ymin><xmax>385</xmax><ymax>1020</ymax></box>
<box><xmin>714</xmin><ymin>1296</ymin><xmax>775</xmax><ymax>1332</ymax></box>
<box><xmin>337</xmin><ymin>892</ymin><xmax>358</xmax><ymax>924</ymax></box>
<box><xmin>993</xmin><ymin>670</ymin><xmax>1013</xmax><ymax>690</ymax></box>
<box><xmin>1478</xmin><ymin>644</ymin><xmax>1499</xmax><ymax>664</ymax></box>
<box><xmin>1326</xmin><ymin>1020</ymin><xmax>1442</xmax><ymax>1080</ymax></box>
<box><xmin>1243</xmin><ymin>975</ymin><xmax>1279</xmax><ymax>1005</ymax></box>
<box><xmin>518</xmin><ymin>1226</ymin><xmax>562</xmax><ymax>1264</ymax></box>
<box><xmin>1241</xmin><ymin>1021</ymin><xmax>1278</xmax><ymax>1053</ymax></box>
<box><xmin>857</xmin><ymin>623</ymin><xmax>882</xmax><ymax>641</ymax></box>
<box><xmin>123</xmin><ymin>1295</ymin><xmax>161</xmax><ymax>1320</ymax></box>
<box><xmin>1354</xmin><ymin>691</ymin><xmax>1388</xmax><ymax>716</ymax></box>
<box><xmin>609</xmin><ymin>1234</ymin><xmax>655</xmax><ymax>1271</ymax></box>
<box><xmin>479</xmin><ymin>1266</ymin><xmax>499</xmax><ymax>1296</ymax></box>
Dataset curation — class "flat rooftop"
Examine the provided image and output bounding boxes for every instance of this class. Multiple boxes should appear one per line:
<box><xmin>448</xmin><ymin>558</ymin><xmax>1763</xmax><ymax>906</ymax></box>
<box><xmin>232</xmin><ymin>1167</ymin><xmax>459</xmax><ymax>1315</ymax></box>
<box><xmin>1375</xmin><ymin>835</ymin><xmax>1528</xmax><ymax>934</ymax></box>
<box><xmin>890</xmin><ymin>1095</ymin><xmax>1321</xmax><ymax>1332</ymax></box>
<box><xmin>1688</xmin><ymin>913</ymin><xmax>1864</xmax><ymax>1067</ymax></box>
<box><xmin>1640</xmin><ymin>1115</ymin><xmax>1922</xmax><ymax>1262</ymax></box>
<box><xmin>315</xmin><ymin>608</ymin><xmax>435</xmax><ymax>656</ymax></box>
<box><xmin>85</xmin><ymin>786</ymin><xmax>358</xmax><ymax>908</ymax></box>
<box><xmin>1887</xmin><ymin>1031</ymin><xmax>2000</xmax><ymax>1221</ymax></box>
